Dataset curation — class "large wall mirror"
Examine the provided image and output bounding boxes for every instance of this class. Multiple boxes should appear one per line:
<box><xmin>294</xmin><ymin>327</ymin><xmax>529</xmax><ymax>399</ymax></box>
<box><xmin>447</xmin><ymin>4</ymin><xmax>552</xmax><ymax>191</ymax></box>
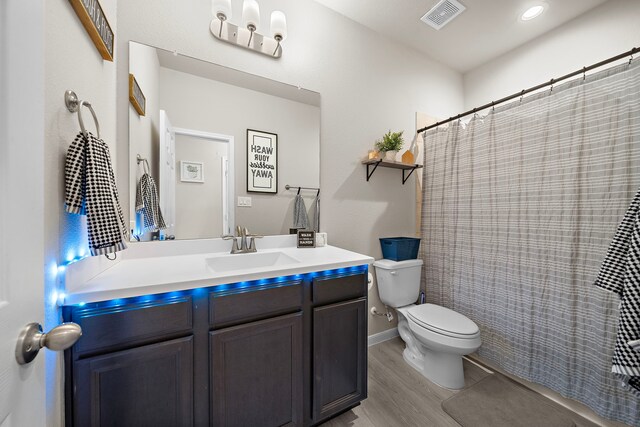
<box><xmin>128</xmin><ymin>41</ymin><xmax>320</xmax><ymax>241</ymax></box>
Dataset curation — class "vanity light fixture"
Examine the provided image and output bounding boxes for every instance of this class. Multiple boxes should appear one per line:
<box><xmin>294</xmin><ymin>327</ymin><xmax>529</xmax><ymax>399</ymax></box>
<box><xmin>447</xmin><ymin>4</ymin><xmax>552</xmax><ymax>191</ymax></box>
<box><xmin>210</xmin><ymin>0</ymin><xmax>287</xmax><ymax>58</ymax></box>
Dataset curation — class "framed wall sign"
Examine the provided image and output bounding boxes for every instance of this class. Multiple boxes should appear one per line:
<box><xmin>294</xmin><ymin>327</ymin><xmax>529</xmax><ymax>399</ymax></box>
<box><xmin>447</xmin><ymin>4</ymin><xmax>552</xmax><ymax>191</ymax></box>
<box><xmin>180</xmin><ymin>161</ymin><xmax>204</xmax><ymax>183</ymax></box>
<box><xmin>129</xmin><ymin>74</ymin><xmax>146</xmax><ymax>116</ymax></box>
<box><xmin>297</xmin><ymin>231</ymin><xmax>316</xmax><ymax>248</ymax></box>
<box><xmin>69</xmin><ymin>0</ymin><xmax>115</xmax><ymax>61</ymax></box>
<box><xmin>247</xmin><ymin>129</ymin><xmax>278</xmax><ymax>194</ymax></box>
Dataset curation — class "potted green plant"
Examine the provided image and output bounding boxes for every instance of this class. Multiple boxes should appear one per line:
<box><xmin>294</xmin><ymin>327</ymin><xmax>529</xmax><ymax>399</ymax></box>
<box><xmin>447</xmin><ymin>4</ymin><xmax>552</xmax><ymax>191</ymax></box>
<box><xmin>375</xmin><ymin>130</ymin><xmax>404</xmax><ymax>161</ymax></box>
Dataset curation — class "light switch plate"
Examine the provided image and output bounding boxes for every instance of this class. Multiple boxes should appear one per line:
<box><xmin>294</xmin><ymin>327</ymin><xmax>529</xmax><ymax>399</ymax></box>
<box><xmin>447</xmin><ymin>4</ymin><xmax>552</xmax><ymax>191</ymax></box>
<box><xmin>237</xmin><ymin>196</ymin><xmax>252</xmax><ymax>207</ymax></box>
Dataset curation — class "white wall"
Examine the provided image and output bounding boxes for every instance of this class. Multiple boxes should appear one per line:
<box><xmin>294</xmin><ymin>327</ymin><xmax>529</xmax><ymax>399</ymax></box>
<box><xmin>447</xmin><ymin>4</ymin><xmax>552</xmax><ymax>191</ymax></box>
<box><xmin>464</xmin><ymin>0</ymin><xmax>640</xmax><ymax>110</ymax></box>
<box><xmin>44</xmin><ymin>0</ymin><xmax>119</xmax><ymax>425</ymax></box>
<box><xmin>116</xmin><ymin>0</ymin><xmax>464</xmax><ymax>336</ymax></box>
<box><xmin>44</xmin><ymin>0</ymin><xmax>121</xmax><ymax>426</ymax></box>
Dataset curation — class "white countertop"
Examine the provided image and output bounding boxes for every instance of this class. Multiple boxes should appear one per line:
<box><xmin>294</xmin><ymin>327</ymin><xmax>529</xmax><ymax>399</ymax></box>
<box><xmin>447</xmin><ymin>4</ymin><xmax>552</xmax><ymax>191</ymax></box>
<box><xmin>63</xmin><ymin>236</ymin><xmax>373</xmax><ymax>305</ymax></box>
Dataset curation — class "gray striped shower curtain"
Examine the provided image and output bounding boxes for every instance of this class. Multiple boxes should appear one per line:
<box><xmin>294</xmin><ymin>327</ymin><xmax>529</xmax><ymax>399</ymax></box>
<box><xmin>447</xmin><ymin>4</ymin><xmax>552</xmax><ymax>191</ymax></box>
<box><xmin>421</xmin><ymin>61</ymin><xmax>640</xmax><ymax>425</ymax></box>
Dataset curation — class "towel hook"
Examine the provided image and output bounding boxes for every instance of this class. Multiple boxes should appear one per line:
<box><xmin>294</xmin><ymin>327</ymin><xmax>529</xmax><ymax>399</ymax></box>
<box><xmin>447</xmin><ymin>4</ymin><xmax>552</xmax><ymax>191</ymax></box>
<box><xmin>65</xmin><ymin>90</ymin><xmax>100</xmax><ymax>139</ymax></box>
<box><xmin>136</xmin><ymin>154</ymin><xmax>150</xmax><ymax>174</ymax></box>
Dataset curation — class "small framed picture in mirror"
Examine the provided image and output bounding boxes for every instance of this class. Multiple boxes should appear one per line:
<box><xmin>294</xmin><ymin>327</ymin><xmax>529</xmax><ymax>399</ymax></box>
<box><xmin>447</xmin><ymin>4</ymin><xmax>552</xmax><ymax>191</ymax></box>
<box><xmin>247</xmin><ymin>129</ymin><xmax>278</xmax><ymax>193</ymax></box>
<box><xmin>180</xmin><ymin>161</ymin><xmax>204</xmax><ymax>183</ymax></box>
<box><xmin>129</xmin><ymin>74</ymin><xmax>146</xmax><ymax>116</ymax></box>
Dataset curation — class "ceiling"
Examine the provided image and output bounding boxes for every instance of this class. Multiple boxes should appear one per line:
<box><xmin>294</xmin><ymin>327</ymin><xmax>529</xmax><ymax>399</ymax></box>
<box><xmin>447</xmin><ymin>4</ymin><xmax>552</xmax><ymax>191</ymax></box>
<box><xmin>313</xmin><ymin>0</ymin><xmax>609</xmax><ymax>73</ymax></box>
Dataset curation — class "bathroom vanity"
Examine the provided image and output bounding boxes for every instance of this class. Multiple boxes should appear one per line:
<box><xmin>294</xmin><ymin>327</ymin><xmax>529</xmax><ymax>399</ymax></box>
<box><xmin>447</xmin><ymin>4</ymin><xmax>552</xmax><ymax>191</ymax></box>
<box><xmin>62</xmin><ymin>237</ymin><xmax>372</xmax><ymax>426</ymax></box>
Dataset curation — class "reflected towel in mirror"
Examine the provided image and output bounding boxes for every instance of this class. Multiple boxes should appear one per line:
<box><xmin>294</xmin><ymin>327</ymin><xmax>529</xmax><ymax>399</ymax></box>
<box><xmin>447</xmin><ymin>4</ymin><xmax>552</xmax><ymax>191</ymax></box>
<box><xmin>135</xmin><ymin>173</ymin><xmax>167</xmax><ymax>233</ymax></box>
<box><xmin>293</xmin><ymin>194</ymin><xmax>309</xmax><ymax>229</ymax></box>
<box><xmin>311</xmin><ymin>193</ymin><xmax>320</xmax><ymax>232</ymax></box>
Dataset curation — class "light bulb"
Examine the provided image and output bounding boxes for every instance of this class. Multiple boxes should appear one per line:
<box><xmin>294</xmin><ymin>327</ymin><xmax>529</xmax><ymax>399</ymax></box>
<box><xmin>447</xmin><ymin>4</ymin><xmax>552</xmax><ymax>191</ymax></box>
<box><xmin>270</xmin><ymin>11</ymin><xmax>287</xmax><ymax>41</ymax></box>
<box><xmin>212</xmin><ymin>0</ymin><xmax>232</xmax><ymax>20</ymax></box>
<box><xmin>242</xmin><ymin>0</ymin><xmax>260</xmax><ymax>31</ymax></box>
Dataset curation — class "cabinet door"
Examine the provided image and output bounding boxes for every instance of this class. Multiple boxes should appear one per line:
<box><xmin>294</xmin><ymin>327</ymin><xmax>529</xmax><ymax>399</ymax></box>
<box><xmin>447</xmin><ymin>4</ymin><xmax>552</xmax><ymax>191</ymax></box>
<box><xmin>73</xmin><ymin>337</ymin><xmax>193</xmax><ymax>427</ymax></box>
<box><xmin>210</xmin><ymin>312</ymin><xmax>303</xmax><ymax>427</ymax></box>
<box><xmin>313</xmin><ymin>298</ymin><xmax>367</xmax><ymax>423</ymax></box>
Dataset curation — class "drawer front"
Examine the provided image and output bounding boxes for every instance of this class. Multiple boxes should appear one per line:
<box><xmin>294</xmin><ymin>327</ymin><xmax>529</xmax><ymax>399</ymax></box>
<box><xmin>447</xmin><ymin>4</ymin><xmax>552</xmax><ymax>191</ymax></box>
<box><xmin>69</xmin><ymin>296</ymin><xmax>193</xmax><ymax>357</ymax></box>
<box><xmin>209</xmin><ymin>280</ymin><xmax>303</xmax><ymax>329</ymax></box>
<box><xmin>312</xmin><ymin>273</ymin><xmax>367</xmax><ymax>306</ymax></box>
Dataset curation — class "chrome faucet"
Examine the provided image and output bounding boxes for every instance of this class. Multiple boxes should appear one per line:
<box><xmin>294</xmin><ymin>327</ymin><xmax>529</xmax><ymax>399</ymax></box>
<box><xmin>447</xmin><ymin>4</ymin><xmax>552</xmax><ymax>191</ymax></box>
<box><xmin>221</xmin><ymin>226</ymin><xmax>263</xmax><ymax>254</ymax></box>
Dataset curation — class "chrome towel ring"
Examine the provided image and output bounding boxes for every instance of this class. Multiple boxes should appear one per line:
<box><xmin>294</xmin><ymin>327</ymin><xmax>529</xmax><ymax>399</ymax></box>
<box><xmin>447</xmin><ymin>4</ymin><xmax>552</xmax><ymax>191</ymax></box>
<box><xmin>64</xmin><ymin>90</ymin><xmax>100</xmax><ymax>139</ymax></box>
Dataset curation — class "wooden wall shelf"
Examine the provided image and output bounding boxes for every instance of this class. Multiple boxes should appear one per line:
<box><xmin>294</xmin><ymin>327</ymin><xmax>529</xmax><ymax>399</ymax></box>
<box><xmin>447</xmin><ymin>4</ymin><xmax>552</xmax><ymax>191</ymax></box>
<box><xmin>362</xmin><ymin>159</ymin><xmax>423</xmax><ymax>184</ymax></box>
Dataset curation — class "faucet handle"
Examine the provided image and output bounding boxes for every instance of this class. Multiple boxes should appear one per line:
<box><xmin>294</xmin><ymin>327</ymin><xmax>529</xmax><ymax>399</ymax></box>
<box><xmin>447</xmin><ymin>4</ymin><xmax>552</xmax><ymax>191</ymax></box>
<box><xmin>222</xmin><ymin>234</ymin><xmax>242</xmax><ymax>254</ymax></box>
<box><xmin>246</xmin><ymin>234</ymin><xmax>263</xmax><ymax>252</ymax></box>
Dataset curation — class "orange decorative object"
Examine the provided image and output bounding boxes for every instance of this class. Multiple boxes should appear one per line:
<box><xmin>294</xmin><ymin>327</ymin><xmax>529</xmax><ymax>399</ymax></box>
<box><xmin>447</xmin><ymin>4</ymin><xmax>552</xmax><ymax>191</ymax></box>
<box><xmin>401</xmin><ymin>150</ymin><xmax>415</xmax><ymax>164</ymax></box>
<box><xmin>368</xmin><ymin>150</ymin><xmax>380</xmax><ymax>160</ymax></box>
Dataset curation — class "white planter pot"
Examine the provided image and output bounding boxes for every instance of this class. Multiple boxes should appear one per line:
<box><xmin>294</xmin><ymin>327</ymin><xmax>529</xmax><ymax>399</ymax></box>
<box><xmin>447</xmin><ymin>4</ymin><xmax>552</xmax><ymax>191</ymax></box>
<box><xmin>384</xmin><ymin>150</ymin><xmax>398</xmax><ymax>161</ymax></box>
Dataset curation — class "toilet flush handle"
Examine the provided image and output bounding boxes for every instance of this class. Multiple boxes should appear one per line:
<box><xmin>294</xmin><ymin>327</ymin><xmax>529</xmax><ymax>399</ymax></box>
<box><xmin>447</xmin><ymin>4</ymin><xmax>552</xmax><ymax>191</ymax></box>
<box><xmin>390</xmin><ymin>270</ymin><xmax>397</xmax><ymax>275</ymax></box>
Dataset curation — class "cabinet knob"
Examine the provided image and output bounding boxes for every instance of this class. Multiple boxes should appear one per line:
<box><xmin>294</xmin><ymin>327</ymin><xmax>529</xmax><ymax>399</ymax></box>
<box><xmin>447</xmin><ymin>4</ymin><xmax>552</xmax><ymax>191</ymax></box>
<box><xmin>15</xmin><ymin>322</ymin><xmax>82</xmax><ymax>365</ymax></box>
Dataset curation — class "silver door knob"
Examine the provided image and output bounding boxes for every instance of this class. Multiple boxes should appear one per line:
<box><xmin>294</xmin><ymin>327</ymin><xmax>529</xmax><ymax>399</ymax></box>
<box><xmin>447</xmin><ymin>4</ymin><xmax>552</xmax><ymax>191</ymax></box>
<box><xmin>15</xmin><ymin>322</ymin><xmax>82</xmax><ymax>365</ymax></box>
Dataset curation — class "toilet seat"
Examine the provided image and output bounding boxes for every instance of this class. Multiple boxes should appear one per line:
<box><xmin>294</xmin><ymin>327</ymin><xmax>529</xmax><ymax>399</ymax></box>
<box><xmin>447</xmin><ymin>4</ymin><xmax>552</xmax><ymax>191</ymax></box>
<box><xmin>407</xmin><ymin>304</ymin><xmax>480</xmax><ymax>339</ymax></box>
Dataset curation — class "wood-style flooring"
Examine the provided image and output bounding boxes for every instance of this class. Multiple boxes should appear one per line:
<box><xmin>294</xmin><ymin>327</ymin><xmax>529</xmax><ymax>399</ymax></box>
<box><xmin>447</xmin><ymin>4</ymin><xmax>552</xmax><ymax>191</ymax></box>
<box><xmin>321</xmin><ymin>337</ymin><xmax>490</xmax><ymax>427</ymax></box>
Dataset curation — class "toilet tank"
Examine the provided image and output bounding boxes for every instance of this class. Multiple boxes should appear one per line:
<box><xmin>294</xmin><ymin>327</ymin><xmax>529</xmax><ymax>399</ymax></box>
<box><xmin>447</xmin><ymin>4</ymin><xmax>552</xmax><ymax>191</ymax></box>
<box><xmin>373</xmin><ymin>259</ymin><xmax>423</xmax><ymax>308</ymax></box>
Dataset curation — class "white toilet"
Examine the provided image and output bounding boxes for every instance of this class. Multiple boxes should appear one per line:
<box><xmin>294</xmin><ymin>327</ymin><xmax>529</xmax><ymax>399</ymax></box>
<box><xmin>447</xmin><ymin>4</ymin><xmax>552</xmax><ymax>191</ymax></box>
<box><xmin>373</xmin><ymin>259</ymin><xmax>481</xmax><ymax>389</ymax></box>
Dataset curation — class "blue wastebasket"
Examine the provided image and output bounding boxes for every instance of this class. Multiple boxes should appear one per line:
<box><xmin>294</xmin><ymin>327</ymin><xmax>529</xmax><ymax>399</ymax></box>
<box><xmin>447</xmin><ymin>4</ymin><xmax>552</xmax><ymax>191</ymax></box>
<box><xmin>379</xmin><ymin>237</ymin><xmax>421</xmax><ymax>261</ymax></box>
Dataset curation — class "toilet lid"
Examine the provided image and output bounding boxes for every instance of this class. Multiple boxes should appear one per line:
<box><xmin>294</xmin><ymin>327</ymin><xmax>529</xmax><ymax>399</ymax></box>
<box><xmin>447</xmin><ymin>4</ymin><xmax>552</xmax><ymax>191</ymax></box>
<box><xmin>407</xmin><ymin>304</ymin><xmax>479</xmax><ymax>338</ymax></box>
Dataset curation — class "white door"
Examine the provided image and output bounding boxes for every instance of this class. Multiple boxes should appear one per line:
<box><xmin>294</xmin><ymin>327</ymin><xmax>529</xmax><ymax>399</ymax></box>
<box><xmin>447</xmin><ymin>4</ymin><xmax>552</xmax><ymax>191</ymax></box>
<box><xmin>159</xmin><ymin>110</ymin><xmax>176</xmax><ymax>236</ymax></box>
<box><xmin>0</xmin><ymin>1</ymin><xmax>46</xmax><ymax>425</ymax></box>
<box><xmin>221</xmin><ymin>156</ymin><xmax>230</xmax><ymax>235</ymax></box>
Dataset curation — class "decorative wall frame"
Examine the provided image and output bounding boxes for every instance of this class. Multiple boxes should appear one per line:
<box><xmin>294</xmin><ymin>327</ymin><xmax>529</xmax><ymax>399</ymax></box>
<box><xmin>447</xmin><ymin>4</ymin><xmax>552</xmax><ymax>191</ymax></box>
<box><xmin>247</xmin><ymin>129</ymin><xmax>278</xmax><ymax>194</ymax></box>
<box><xmin>129</xmin><ymin>74</ymin><xmax>146</xmax><ymax>116</ymax></box>
<box><xmin>69</xmin><ymin>0</ymin><xmax>114</xmax><ymax>61</ymax></box>
<box><xmin>180</xmin><ymin>161</ymin><xmax>205</xmax><ymax>183</ymax></box>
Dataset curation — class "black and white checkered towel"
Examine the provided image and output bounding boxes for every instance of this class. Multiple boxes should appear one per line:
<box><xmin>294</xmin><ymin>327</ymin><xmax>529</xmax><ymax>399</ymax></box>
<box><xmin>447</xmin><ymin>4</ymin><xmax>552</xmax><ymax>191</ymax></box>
<box><xmin>65</xmin><ymin>132</ymin><xmax>128</xmax><ymax>256</ymax></box>
<box><xmin>594</xmin><ymin>186</ymin><xmax>640</xmax><ymax>396</ymax></box>
<box><xmin>135</xmin><ymin>172</ymin><xmax>166</xmax><ymax>232</ymax></box>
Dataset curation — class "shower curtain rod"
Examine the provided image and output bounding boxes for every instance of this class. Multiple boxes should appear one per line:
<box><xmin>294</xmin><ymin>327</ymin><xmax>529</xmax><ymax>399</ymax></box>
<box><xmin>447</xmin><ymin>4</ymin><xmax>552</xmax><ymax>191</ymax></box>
<box><xmin>417</xmin><ymin>46</ymin><xmax>639</xmax><ymax>134</ymax></box>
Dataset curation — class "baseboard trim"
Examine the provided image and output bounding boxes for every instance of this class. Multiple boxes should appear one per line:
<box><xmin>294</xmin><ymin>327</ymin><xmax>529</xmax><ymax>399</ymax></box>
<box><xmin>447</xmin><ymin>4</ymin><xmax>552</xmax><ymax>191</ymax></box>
<box><xmin>368</xmin><ymin>327</ymin><xmax>399</xmax><ymax>347</ymax></box>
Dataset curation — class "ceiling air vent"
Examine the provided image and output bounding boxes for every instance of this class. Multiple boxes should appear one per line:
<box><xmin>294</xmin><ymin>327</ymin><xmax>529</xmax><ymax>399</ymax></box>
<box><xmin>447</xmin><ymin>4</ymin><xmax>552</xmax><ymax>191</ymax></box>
<box><xmin>420</xmin><ymin>0</ymin><xmax>466</xmax><ymax>30</ymax></box>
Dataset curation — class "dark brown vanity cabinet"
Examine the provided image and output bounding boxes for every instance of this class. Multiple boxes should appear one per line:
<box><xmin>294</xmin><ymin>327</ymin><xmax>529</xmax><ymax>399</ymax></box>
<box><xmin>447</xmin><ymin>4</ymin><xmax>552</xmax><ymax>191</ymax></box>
<box><xmin>311</xmin><ymin>274</ymin><xmax>368</xmax><ymax>424</ymax></box>
<box><xmin>210</xmin><ymin>313</ymin><xmax>303</xmax><ymax>426</ymax></box>
<box><xmin>63</xmin><ymin>295</ymin><xmax>198</xmax><ymax>427</ymax></box>
<box><xmin>74</xmin><ymin>337</ymin><xmax>194</xmax><ymax>426</ymax></box>
<box><xmin>63</xmin><ymin>268</ymin><xmax>368</xmax><ymax>427</ymax></box>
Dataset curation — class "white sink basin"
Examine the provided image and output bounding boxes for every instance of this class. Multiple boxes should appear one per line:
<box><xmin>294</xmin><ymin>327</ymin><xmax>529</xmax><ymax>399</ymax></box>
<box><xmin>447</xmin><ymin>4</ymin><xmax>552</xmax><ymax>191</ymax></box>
<box><xmin>206</xmin><ymin>251</ymin><xmax>300</xmax><ymax>273</ymax></box>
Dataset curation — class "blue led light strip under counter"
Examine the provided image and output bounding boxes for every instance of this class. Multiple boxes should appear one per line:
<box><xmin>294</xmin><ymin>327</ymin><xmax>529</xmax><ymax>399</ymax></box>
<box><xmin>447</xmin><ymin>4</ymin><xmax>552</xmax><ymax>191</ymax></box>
<box><xmin>64</xmin><ymin>264</ymin><xmax>369</xmax><ymax>308</ymax></box>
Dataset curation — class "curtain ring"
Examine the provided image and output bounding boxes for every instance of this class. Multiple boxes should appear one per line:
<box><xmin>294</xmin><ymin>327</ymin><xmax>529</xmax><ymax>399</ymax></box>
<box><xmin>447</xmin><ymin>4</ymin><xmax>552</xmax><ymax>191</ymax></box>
<box><xmin>549</xmin><ymin>78</ymin><xmax>554</xmax><ymax>92</ymax></box>
<box><xmin>105</xmin><ymin>253</ymin><xmax>117</xmax><ymax>261</ymax></box>
<box><xmin>582</xmin><ymin>66</ymin><xmax>587</xmax><ymax>81</ymax></box>
<box><xmin>629</xmin><ymin>54</ymin><xmax>634</xmax><ymax>65</ymax></box>
<box><xmin>491</xmin><ymin>101</ymin><xmax>495</xmax><ymax>112</ymax></box>
<box><xmin>519</xmin><ymin>89</ymin><xmax>525</xmax><ymax>102</ymax></box>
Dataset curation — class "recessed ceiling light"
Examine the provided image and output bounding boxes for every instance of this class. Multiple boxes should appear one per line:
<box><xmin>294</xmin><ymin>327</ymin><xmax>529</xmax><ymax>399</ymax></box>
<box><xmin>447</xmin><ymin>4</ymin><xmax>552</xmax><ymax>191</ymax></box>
<box><xmin>521</xmin><ymin>4</ymin><xmax>545</xmax><ymax>21</ymax></box>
